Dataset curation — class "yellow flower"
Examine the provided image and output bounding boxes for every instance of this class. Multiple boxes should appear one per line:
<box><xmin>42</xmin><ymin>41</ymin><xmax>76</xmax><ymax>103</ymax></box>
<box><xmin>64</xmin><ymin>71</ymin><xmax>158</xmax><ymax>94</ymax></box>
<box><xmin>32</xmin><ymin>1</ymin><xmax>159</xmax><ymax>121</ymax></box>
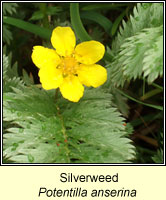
<box><xmin>31</xmin><ymin>26</ymin><xmax>107</xmax><ymax>102</ymax></box>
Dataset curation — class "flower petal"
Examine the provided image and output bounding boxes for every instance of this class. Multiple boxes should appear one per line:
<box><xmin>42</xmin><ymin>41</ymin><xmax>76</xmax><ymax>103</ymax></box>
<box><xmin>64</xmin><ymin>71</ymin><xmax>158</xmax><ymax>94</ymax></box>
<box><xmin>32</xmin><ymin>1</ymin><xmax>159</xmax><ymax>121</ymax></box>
<box><xmin>39</xmin><ymin>66</ymin><xmax>63</xmax><ymax>90</ymax></box>
<box><xmin>75</xmin><ymin>41</ymin><xmax>105</xmax><ymax>65</ymax></box>
<box><xmin>60</xmin><ymin>76</ymin><xmax>84</xmax><ymax>102</ymax></box>
<box><xmin>51</xmin><ymin>26</ymin><xmax>76</xmax><ymax>57</ymax></box>
<box><xmin>32</xmin><ymin>46</ymin><xmax>60</xmax><ymax>68</ymax></box>
<box><xmin>77</xmin><ymin>64</ymin><xmax>107</xmax><ymax>88</ymax></box>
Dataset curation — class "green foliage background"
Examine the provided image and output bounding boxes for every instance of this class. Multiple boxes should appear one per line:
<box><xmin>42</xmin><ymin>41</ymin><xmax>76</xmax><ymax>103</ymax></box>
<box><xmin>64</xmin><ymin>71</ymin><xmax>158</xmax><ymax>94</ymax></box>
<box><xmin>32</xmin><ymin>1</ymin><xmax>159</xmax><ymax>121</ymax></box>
<box><xmin>2</xmin><ymin>2</ymin><xmax>164</xmax><ymax>163</ymax></box>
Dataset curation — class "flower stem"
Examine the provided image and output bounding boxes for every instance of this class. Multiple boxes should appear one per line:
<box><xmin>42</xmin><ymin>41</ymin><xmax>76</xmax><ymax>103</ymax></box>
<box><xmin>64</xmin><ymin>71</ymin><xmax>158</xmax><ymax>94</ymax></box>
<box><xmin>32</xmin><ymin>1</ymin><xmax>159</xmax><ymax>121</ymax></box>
<box><xmin>55</xmin><ymin>88</ymin><xmax>59</xmax><ymax>101</ymax></box>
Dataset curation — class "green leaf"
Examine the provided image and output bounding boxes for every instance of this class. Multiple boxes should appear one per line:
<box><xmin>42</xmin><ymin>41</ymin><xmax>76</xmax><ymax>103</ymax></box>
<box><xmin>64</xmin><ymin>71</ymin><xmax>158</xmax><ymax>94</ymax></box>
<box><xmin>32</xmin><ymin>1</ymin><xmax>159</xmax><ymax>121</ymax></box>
<box><xmin>111</xmin><ymin>10</ymin><xmax>126</xmax><ymax>36</ymax></box>
<box><xmin>152</xmin><ymin>149</ymin><xmax>163</xmax><ymax>163</ymax></box>
<box><xmin>108</xmin><ymin>3</ymin><xmax>163</xmax><ymax>86</ymax></box>
<box><xmin>151</xmin><ymin>132</ymin><xmax>163</xmax><ymax>164</ymax></box>
<box><xmin>3</xmin><ymin>3</ymin><xmax>18</xmax><ymax>15</ymax></box>
<box><xmin>3</xmin><ymin>54</ymin><xmax>24</xmax><ymax>93</ymax></box>
<box><xmin>80</xmin><ymin>11</ymin><xmax>112</xmax><ymax>34</ymax></box>
<box><xmin>29</xmin><ymin>6</ymin><xmax>62</xmax><ymax>21</ymax></box>
<box><xmin>117</xmin><ymin>26</ymin><xmax>163</xmax><ymax>83</ymax></box>
<box><xmin>3</xmin><ymin>53</ymin><xmax>19</xmax><ymax>78</ymax></box>
<box><xmin>70</xmin><ymin>3</ymin><xmax>91</xmax><ymax>42</ymax></box>
<box><xmin>29</xmin><ymin>10</ymin><xmax>44</xmax><ymax>21</ymax></box>
<box><xmin>46</xmin><ymin>6</ymin><xmax>62</xmax><ymax>15</ymax></box>
<box><xmin>81</xmin><ymin>3</ymin><xmax>128</xmax><ymax>11</ymax></box>
<box><xmin>3</xmin><ymin>3</ymin><xmax>18</xmax><ymax>45</ymax></box>
<box><xmin>3</xmin><ymin>25</ymin><xmax>13</xmax><ymax>44</ymax></box>
<box><xmin>3</xmin><ymin>85</ymin><xmax>135</xmax><ymax>163</ymax></box>
<box><xmin>22</xmin><ymin>69</ymin><xmax>34</xmax><ymax>85</ymax></box>
<box><xmin>3</xmin><ymin>16</ymin><xmax>51</xmax><ymax>40</ymax></box>
<box><xmin>143</xmin><ymin>32</ymin><xmax>163</xmax><ymax>83</ymax></box>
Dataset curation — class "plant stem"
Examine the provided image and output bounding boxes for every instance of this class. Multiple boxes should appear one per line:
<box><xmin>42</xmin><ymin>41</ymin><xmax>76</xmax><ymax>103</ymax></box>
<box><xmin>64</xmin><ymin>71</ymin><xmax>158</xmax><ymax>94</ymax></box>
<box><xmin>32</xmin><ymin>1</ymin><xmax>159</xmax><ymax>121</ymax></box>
<box><xmin>143</xmin><ymin>78</ymin><xmax>146</xmax><ymax>97</ymax></box>
<box><xmin>151</xmin><ymin>82</ymin><xmax>163</xmax><ymax>90</ymax></box>
<box><xmin>55</xmin><ymin>88</ymin><xmax>59</xmax><ymax>101</ymax></box>
<box><xmin>140</xmin><ymin>88</ymin><xmax>162</xmax><ymax>100</ymax></box>
<box><xmin>117</xmin><ymin>89</ymin><xmax>163</xmax><ymax>111</ymax></box>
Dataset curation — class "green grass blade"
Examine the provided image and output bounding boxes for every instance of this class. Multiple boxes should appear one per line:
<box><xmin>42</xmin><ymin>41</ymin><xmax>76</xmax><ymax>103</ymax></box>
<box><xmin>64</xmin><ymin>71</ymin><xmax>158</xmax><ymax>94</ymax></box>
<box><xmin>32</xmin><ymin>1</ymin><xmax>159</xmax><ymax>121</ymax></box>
<box><xmin>111</xmin><ymin>10</ymin><xmax>126</xmax><ymax>36</ymax></box>
<box><xmin>80</xmin><ymin>11</ymin><xmax>112</xmax><ymax>34</ymax></box>
<box><xmin>117</xmin><ymin>89</ymin><xmax>163</xmax><ymax>111</ymax></box>
<box><xmin>151</xmin><ymin>82</ymin><xmax>163</xmax><ymax>90</ymax></box>
<box><xmin>70</xmin><ymin>3</ymin><xmax>91</xmax><ymax>42</ymax></box>
<box><xmin>81</xmin><ymin>3</ymin><xmax>128</xmax><ymax>11</ymax></box>
<box><xmin>3</xmin><ymin>16</ymin><xmax>51</xmax><ymax>40</ymax></box>
<box><xmin>140</xmin><ymin>88</ymin><xmax>162</xmax><ymax>100</ymax></box>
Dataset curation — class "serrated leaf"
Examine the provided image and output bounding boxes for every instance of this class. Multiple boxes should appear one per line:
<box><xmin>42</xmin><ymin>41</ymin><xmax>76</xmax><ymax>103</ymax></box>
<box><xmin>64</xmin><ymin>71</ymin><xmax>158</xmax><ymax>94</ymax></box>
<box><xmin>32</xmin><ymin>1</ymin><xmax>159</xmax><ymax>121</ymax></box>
<box><xmin>3</xmin><ymin>25</ymin><xmax>13</xmax><ymax>44</ymax></box>
<box><xmin>152</xmin><ymin>149</ymin><xmax>163</xmax><ymax>164</ymax></box>
<box><xmin>29</xmin><ymin>11</ymin><xmax>44</xmax><ymax>21</ymax></box>
<box><xmin>22</xmin><ymin>69</ymin><xmax>34</xmax><ymax>85</ymax></box>
<box><xmin>3</xmin><ymin>3</ymin><xmax>18</xmax><ymax>15</ymax></box>
<box><xmin>143</xmin><ymin>33</ymin><xmax>163</xmax><ymax>83</ymax></box>
<box><xmin>3</xmin><ymin>85</ymin><xmax>135</xmax><ymax>163</ymax></box>
<box><xmin>108</xmin><ymin>3</ymin><xmax>163</xmax><ymax>86</ymax></box>
<box><xmin>3</xmin><ymin>54</ymin><xmax>24</xmax><ymax>93</ymax></box>
<box><xmin>120</xmin><ymin>26</ymin><xmax>163</xmax><ymax>82</ymax></box>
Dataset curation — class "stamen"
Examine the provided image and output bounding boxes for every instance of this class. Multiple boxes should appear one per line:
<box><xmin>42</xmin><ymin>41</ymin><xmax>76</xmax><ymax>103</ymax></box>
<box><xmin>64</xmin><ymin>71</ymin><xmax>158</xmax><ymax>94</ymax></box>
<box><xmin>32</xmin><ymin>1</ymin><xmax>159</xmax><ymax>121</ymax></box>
<box><xmin>59</xmin><ymin>56</ymin><xmax>79</xmax><ymax>77</ymax></box>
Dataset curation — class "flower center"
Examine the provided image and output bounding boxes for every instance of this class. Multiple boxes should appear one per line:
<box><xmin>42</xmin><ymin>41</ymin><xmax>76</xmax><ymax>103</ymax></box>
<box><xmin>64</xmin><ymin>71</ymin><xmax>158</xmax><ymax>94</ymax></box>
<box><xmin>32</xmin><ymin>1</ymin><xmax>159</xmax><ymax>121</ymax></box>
<box><xmin>58</xmin><ymin>56</ymin><xmax>79</xmax><ymax>77</ymax></box>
